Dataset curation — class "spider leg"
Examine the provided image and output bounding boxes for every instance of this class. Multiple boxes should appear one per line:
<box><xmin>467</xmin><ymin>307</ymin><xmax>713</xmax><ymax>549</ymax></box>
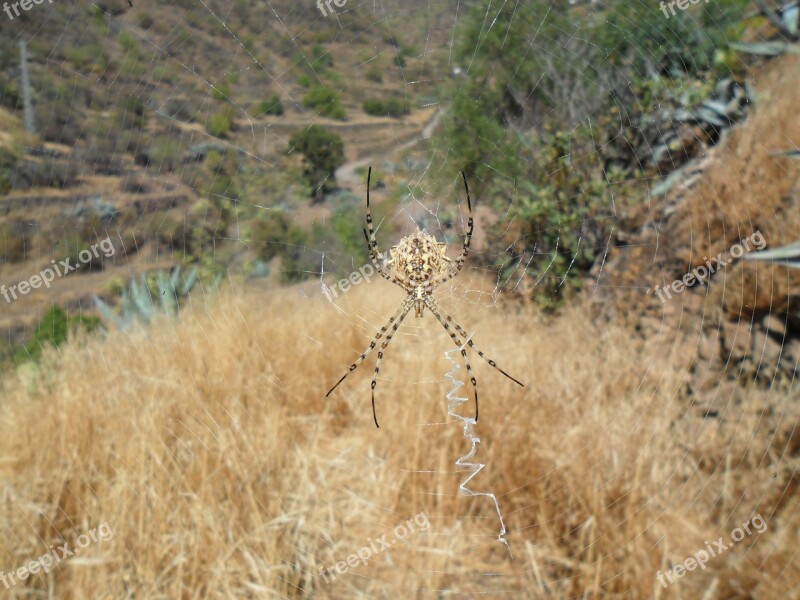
<box><xmin>434</xmin><ymin>172</ymin><xmax>473</xmax><ymax>290</ymax></box>
<box><xmin>364</xmin><ymin>166</ymin><xmax>387</xmax><ymax>266</ymax></box>
<box><xmin>326</xmin><ymin>298</ymin><xmax>414</xmax><ymax>427</ymax></box>
<box><xmin>426</xmin><ymin>297</ymin><xmax>524</xmax><ymax>389</ymax></box>
<box><xmin>363</xmin><ymin>166</ymin><xmax>409</xmax><ymax>293</ymax></box>
<box><xmin>369</xmin><ymin>301</ymin><xmax>413</xmax><ymax>428</ymax></box>
<box><xmin>362</xmin><ymin>227</ymin><xmax>406</xmax><ymax>288</ymax></box>
<box><xmin>423</xmin><ymin>296</ymin><xmax>479</xmax><ymax>420</ymax></box>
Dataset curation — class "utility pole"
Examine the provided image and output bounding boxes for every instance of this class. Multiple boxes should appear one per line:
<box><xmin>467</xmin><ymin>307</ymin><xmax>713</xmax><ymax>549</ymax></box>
<box><xmin>18</xmin><ymin>40</ymin><xmax>35</xmax><ymax>135</ymax></box>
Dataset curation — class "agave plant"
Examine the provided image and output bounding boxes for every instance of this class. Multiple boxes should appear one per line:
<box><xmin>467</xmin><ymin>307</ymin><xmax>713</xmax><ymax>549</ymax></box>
<box><xmin>744</xmin><ymin>241</ymin><xmax>800</xmax><ymax>269</ymax></box>
<box><xmin>94</xmin><ymin>266</ymin><xmax>199</xmax><ymax>329</ymax></box>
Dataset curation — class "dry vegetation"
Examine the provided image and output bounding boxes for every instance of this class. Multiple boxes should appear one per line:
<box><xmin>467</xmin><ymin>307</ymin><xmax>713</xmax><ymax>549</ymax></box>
<box><xmin>0</xmin><ymin>278</ymin><xmax>797</xmax><ymax>598</ymax></box>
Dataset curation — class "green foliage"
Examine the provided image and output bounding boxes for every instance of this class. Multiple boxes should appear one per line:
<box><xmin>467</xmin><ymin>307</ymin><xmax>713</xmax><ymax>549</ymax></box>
<box><xmin>0</xmin><ymin>220</ymin><xmax>26</xmax><ymax>263</ymax></box>
<box><xmin>206</xmin><ymin>107</ymin><xmax>233</xmax><ymax>137</ymax></box>
<box><xmin>65</xmin><ymin>45</ymin><xmax>106</xmax><ymax>72</ymax></box>
<box><xmin>302</xmin><ymin>87</ymin><xmax>346</xmax><ymax>120</ymax></box>
<box><xmin>254</xmin><ymin>94</ymin><xmax>284</xmax><ymax>116</ymax></box>
<box><xmin>146</xmin><ymin>136</ymin><xmax>182</xmax><ymax>171</ymax></box>
<box><xmin>118</xmin><ymin>31</ymin><xmax>139</xmax><ymax>56</ymax></box>
<box><xmin>363</xmin><ymin>96</ymin><xmax>410</xmax><ymax>118</ymax></box>
<box><xmin>331</xmin><ymin>205</ymin><xmax>368</xmax><ymax>262</ymax></box>
<box><xmin>252</xmin><ymin>210</ymin><xmax>301</xmax><ymax>262</ymax></box>
<box><xmin>241</xmin><ymin>34</ymin><xmax>256</xmax><ymax>50</ymax></box>
<box><xmin>13</xmin><ymin>306</ymin><xmax>100</xmax><ymax>363</ymax></box>
<box><xmin>59</xmin><ymin>231</ymin><xmax>105</xmax><ymax>270</ymax></box>
<box><xmin>138</xmin><ymin>12</ymin><xmax>155</xmax><ymax>28</ymax></box>
<box><xmin>365</xmin><ymin>65</ymin><xmax>383</xmax><ymax>83</ymax></box>
<box><xmin>211</xmin><ymin>82</ymin><xmax>232</xmax><ymax>101</ymax></box>
<box><xmin>287</xmin><ymin>125</ymin><xmax>345</xmax><ymax>201</ymax></box>
<box><xmin>430</xmin><ymin>0</ymin><xmax>752</xmax><ymax>310</ymax></box>
<box><xmin>146</xmin><ymin>214</ymin><xmax>188</xmax><ymax>251</ymax></box>
<box><xmin>0</xmin><ymin>146</ymin><xmax>18</xmax><ymax>197</ymax></box>
<box><xmin>297</xmin><ymin>74</ymin><xmax>311</xmax><ymax>88</ymax></box>
<box><xmin>432</xmin><ymin>77</ymin><xmax>519</xmax><ymax>183</ymax></box>
<box><xmin>114</xmin><ymin>96</ymin><xmax>147</xmax><ymax>130</ymax></box>
<box><xmin>312</xmin><ymin>45</ymin><xmax>334</xmax><ymax>69</ymax></box>
<box><xmin>485</xmin><ymin>128</ymin><xmax>631</xmax><ymax>308</ymax></box>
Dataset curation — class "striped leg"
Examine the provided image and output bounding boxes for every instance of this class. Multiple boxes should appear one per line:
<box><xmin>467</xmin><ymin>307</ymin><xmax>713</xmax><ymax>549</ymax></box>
<box><xmin>426</xmin><ymin>297</ymin><xmax>524</xmax><ymax>390</ymax></box>
<box><xmin>363</xmin><ymin>166</ymin><xmax>408</xmax><ymax>291</ymax></box>
<box><xmin>326</xmin><ymin>299</ymin><xmax>414</xmax><ymax>427</ymax></box>
<box><xmin>424</xmin><ymin>298</ymin><xmax>480</xmax><ymax>422</ymax></box>
<box><xmin>369</xmin><ymin>301</ymin><xmax>413</xmax><ymax>428</ymax></box>
<box><xmin>362</xmin><ymin>228</ymin><xmax>405</xmax><ymax>288</ymax></box>
<box><xmin>434</xmin><ymin>172</ymin><xmax>474</xmax><ymax>289</ymax></box>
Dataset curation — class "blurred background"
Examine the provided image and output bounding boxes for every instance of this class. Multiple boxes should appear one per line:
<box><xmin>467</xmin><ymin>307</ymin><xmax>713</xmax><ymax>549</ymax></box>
<box><xmin>0</xmin><ymin>0</ymin><xmax>799</xmax><ymax>597</ymax></box>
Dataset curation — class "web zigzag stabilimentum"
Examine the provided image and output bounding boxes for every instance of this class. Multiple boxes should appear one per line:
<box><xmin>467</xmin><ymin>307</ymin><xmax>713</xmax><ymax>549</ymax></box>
<box><xmin>443</xmin><ymin>336</ymin><xmax>511</xmax><ymax>556</ymax></box>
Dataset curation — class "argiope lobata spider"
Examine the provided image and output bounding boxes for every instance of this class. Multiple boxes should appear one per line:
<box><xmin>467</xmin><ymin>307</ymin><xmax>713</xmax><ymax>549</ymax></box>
<box><xmin>326</xmin><ymin>167</ymin><xmax>524</xmax><ymax>428</ymax></box>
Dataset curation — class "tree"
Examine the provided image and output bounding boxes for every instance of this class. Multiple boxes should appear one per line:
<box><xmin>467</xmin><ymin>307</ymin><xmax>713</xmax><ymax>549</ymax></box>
<box><xmin>287</xmin><ymin>125</ymin><xmax>344</xmax><ymax>202</ymax></box>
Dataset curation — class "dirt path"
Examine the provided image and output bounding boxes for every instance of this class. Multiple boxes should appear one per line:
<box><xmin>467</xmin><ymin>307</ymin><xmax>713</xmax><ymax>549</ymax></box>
<box><xmin>335</xmin><ymin>109</ymin><xmax>443</xmax><ymax>187</ymax></box>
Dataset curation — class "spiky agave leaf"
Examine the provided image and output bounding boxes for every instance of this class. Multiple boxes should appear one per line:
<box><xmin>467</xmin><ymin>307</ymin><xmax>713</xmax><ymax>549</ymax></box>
<box><xmin>744</xmin><ymin>241</ymin><xmax>800</xmax><ymax>268</ymax></box>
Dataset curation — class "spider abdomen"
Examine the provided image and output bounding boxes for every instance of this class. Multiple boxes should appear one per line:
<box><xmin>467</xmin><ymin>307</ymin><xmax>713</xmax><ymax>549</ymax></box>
<box><xmin>389</xmin><ymin>228</ymin><xmax>450</xmax><ymax>288</ymax></box>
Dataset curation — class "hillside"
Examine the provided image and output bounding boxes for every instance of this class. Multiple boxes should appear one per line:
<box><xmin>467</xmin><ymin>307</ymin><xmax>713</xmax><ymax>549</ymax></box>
<box><xmin>2</xmin><ymin>0</ymin><xmax>800</xmax><ymax>597</ymax></box>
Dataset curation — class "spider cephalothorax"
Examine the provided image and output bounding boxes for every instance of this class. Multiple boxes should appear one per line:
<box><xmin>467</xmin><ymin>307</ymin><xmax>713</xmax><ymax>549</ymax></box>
<box><xmin>326</xmin><ymin>167</ymin><xmax>524</xmax><ymax>428</ymax></box>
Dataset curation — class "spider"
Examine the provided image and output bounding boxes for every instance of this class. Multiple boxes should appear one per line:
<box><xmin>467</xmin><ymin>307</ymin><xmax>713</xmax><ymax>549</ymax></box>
<box><xmin>326</xmin><ymin>167</ymin><xmax>524</xmax><ymax>428</ymax></box>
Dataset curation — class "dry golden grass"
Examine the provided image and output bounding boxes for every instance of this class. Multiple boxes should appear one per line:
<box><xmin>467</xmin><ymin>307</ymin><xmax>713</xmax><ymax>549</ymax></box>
<box><xmin>0</xmin><ymin>281</ymin><xmax>797</xmax><ymax>598</ymax></box>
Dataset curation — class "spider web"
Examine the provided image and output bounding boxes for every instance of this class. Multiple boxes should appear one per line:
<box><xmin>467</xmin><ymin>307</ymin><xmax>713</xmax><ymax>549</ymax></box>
<box><xmin>0</xmin><ymin>0</ymin><xmax>795</xmax><ymax>597</ymax></box>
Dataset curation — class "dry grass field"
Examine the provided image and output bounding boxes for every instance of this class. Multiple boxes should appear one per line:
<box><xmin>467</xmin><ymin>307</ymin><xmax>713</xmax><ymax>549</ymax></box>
<box><xmin>0</xmin><ymin>278</ymin><xmax>797</xmax><ymax>598</ymax></box>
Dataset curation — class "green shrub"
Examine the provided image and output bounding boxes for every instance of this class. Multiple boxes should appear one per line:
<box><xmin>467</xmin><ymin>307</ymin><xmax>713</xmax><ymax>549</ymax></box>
<box><xmin>365</xmin><ymin>65</ymin><xmax>383</xmax><ymax>83</ymax></box>
<box><xmin>312</xmin><ymin>45</ymin><xmax>334</xmax><ymax>69</ymax></box>
<box><xmin>138</xmin><ymin>13</ymin><xmax>155</xmax><ymax>28</ymax></box>
<box><xmin>252</xmin><ymin>211</ymin><xmax>295</xmax><ymax>262</ymax></box>
<box><xmin>146</xmin><ymin>136</ymin><xmax>181</xmax><ymax>171</ymax></box>
<box><xmin>206</xmin><ymin>108</ymin><xmax>233</xmax><ymax>137</ymax></box>
<box><xmin>302</xmin><ymin>87</ymin><xmax>346</xmax><ymax>120</ymax></box>
<box><xmin>114</xmin><ymin>96</ymin><xmax>147</xmax><ymax>130</ymax></box>
<box><xmin>118</xmin><ymin>31</ymin><xmax>139</xmax><ymax>55</ymax></box>
<box><xmin>256</xmin><ymin>94</ymin><xmax>284</xmax><ymax>116</ymax></box>
<box><xmin>211</xmin><ymin>82</ymin><xmax>231</xmax><ymax>101</ymax></box>
<box><xmin>287</xmin><ymin>125</ymin><xmax>344</xmax><ymax>201</ymax></box>
<box><xmin>363</xmin><ymin>96</ymin><xmax>410</xmax><ymax>118</ymax></box>
<box><xmin>0</xmin><ymin>222</ymin><xmax>26</xmax><ymax>263</ymax></box>
<box><xmin>0</xmin><ymin>146</ymin><xmax>17</xmax><ymax>196</ymax></box>
<box><xmin>65</xmin><ymin>45</ymin><xmax>106</xmax><ymax>71</ymax></box>
<box><xmin>13</xmin><ymin>306</ymin><xmax>100</xmax><ymax>363</ymax></box>
<box><xmin>297</xmin><ymin>74</ymin><xmax>311</xmax><ymax>88</ymax></box>
<box><xmin>146</xmin><ymin>214</ymin><xmax>188</xmax><ymax>251</ymax></box>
